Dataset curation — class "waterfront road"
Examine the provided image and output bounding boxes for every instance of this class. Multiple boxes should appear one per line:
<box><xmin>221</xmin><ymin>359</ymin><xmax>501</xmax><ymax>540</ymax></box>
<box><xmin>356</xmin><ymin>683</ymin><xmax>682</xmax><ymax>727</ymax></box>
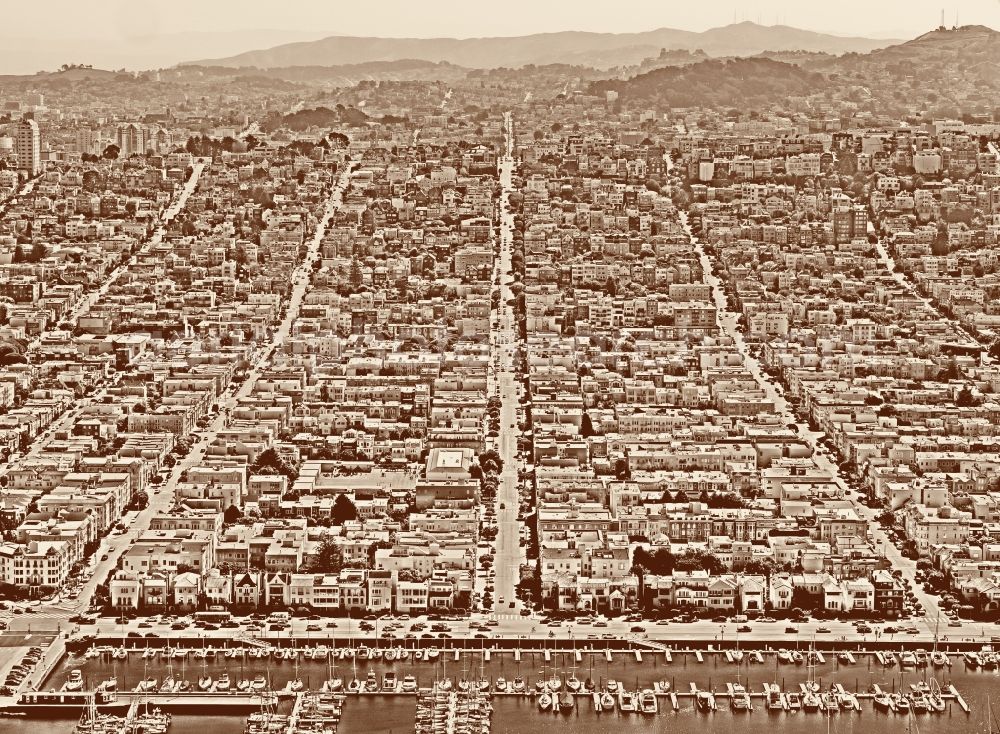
<box><xmin>71</xmin><ymin>613</ymin><xmax>1000</xmax><ymax>648</ymax></box>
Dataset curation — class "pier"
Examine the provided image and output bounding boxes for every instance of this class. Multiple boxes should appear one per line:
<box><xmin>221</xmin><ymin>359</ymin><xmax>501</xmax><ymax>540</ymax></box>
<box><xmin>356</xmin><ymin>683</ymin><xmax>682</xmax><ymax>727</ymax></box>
<box><xmin>415</xmin><ymin>683</ymin><xmax>492</xmax><ymax>734</ymax></box>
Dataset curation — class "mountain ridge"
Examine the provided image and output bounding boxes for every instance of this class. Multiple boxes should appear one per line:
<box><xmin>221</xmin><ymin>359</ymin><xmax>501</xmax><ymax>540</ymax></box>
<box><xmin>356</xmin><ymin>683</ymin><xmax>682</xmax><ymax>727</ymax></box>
<box><xmin>184</xmin><ymin>22</ymin><xmax>898</xmax><ymax>70</ymax></box>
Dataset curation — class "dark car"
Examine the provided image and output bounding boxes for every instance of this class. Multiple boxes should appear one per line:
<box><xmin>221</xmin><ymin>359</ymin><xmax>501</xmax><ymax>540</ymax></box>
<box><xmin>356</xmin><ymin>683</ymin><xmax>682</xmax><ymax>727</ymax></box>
<box><xmin>737</xmin><ymin>625</ymin><xmax>752</xmax><ymax>633</ymax></box>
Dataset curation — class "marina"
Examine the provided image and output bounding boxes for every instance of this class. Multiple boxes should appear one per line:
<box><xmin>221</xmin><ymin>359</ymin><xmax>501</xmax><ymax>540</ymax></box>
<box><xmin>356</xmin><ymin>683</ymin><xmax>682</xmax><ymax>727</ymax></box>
<box><xmin>4</xmin><ymin>641</ymin><xmax>996</xmax><ymax>733</ymax></box>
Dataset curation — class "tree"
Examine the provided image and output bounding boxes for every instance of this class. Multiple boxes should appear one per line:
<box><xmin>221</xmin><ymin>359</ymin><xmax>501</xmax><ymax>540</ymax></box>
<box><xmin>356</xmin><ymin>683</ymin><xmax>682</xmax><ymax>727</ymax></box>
<box><xmin>955</xmin><ymin>386</ymin><xmax>977</xmax><ymax>407</ymax></box>
<box><xmin>613</xmin><ymin>457</ymin><xmax>630</xmax><ymax>480</ymax></box>
<box><xmin>223</xmin><ymin>504</ymin><xmax>243</xmax><ymax>524</ymax></box>
<box><xmin>349</xmin><ymin>258</ymin><xmax>363</xmax><ymax>289</ymax></box>
<box><xmin>132</xmin><ymin>490</ymin><xmax>149</xmax><ymax>510</ymax></box>
<box><xmin>251</xmin><ymin>447</ymin><xmax>296</xmax><ymax>481</ymax></box>
<box><xmin>102</xmin><ymin>144</ymin><xmax>120</xmax><ymax>160</ymax></box>
<box><xmin>331</xmin><ymin>494</ymin><xmax>357</xmax><ymax>525</ymax></box>
<box><xmin>303</xmin><ymin>535</ymin><xmax>344</xmax><ymax>574</ymax></box>
<box><xmin>478</xmin><ymin>449</ymin><xmax>503</xmax><ymax>475</ymax></box>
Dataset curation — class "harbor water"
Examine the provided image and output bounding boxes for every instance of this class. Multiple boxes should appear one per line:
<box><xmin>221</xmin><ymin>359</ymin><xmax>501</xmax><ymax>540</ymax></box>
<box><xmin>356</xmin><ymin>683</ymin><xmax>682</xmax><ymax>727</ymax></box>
<box><xmin>10</xmin><ymin>648</ymin><xmax>999</xmax><ymax>733</ymax></box>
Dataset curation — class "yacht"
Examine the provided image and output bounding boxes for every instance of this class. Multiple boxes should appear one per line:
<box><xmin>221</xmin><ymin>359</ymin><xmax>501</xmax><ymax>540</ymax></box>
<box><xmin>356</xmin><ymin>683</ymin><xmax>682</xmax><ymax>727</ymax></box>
<box><xmin>364</xmin><ymin>672</ymin><xmax>378</xmax><ymax>692</ymax></box>
<box><xmin>639</xmin><ymin>688</ymin><xmax>660</xmax><ymax>714</ymax></box>
<box><xmin>931</xmin><ymin>651</ymin><xmax>949</xmax><ymax>668</ymax></box>
<box><xmin>618</xmin><ymin>690</ymin><xmax>636</xmax><ymax>713</ymax></box>
<box><xmin>495</xmin><ymin>677</ymin><xmax>507</xmax><ymax>693</ymax></box>
<box><xmin>730</xmin><ymin>685</ymin><xmax>751</xmax><ymax>712</ymax></box>
<box><xmin>768</xmin><ymin>688</ymin><xmax>784</xmax><ymax>711</ymax></box>
<box><xmin>696</xmin><ymin>691</ymin><xmax>713</xmax><ymax>712</ymax></box>
<box><xmin>325</xmin><ymin>678</ymin><xmax>343</xmax><ymax>692</ymax></box>
<box><xmin>250</xmin><ymin>675</ymin><xmax>267</xmax><ymax>692</ymax></box>
<box><xmin>512</xmin><ymin>677</ymin><xmax>525</xmax><ymax>693</ymax></box>
<box><xmin>786</xmin><ymin>692</ymin><xmax>802</xmax><ymax>710</ymax></box>
<box><xmin>873</xmin><ymin>691</ymin><xmax>892</xmax><ymax>712</ymax></box>
<box><xmin>600</xmin><ymin>691</ymin><xmax>616</xmax><ymax>711</ymax></box>
<box><xmin>215</xmin><ymin>674</ymin><xmax>230</xmax><ymax>692</ymax></box>
<box><xmin>383</xmin><ymin>673</ymin><xmax>397</xmax><ymax>691</ymax></box>
<box><xmin>566</xmin><ymin>675</ymin><xmax>581</xmax><ymax>692</ymax></box>
<box><xmin>537</xmin><ymin>692</ymin><xmax>552</xmax><ymax>711</ymax></box>
<box><xmin>237</xmin><ymin>679</ymin><xmax>250</xmax><ymax>692</ymax></box>
<box><xmin>288</xmin><ymin>679</ymin><xmax>304</xmax><ymax>693</ymax></box>
<box><xmin>64</xmin><ymin>671</ymin><xmax>84</xmax><ymax>692</ymax></box>
<box><xmin>401</xmin><ymin>675</ymin><xmax>418</xmax><ymax>693</ymax></box>
<box><xmin>198</xmin><ymin>675</ymin><xmax>213</xmax><ymax>691</ymax></box>
<box><xmin>159</xmin><ymin>676</ymin><xmax>175</xmax><ymax>693</ymax></box>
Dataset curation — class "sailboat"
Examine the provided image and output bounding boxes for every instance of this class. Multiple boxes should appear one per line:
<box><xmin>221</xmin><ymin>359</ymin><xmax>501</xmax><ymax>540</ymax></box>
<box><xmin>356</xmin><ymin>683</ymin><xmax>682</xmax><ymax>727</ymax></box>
<box><xmin>347</xmin><ymin>646</ymin><xmax>361</xmax><ymax>693</ymax></box>
<box><xmin>198</xmin><ymin>650</ymin><xmax>212</xmax><ymax>691</ymax></box>
<box><xmin>325</xmin><ymin>648</ymin><xmax>342</xmax><ymax>692</ymax></box>
<box><xmin>288</xmin><ymin>653</ymin><xmax>303</xmax><ymax>692</ymax></box>
<box><xmin>566</xmin><ymin>637</ymin><xmax>582</xmax><ymax>692</ymax></box>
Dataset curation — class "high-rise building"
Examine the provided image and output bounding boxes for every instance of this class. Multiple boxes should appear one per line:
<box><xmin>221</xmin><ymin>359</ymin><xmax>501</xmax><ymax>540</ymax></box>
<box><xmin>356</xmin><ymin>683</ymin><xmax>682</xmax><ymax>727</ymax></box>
<box><xmin>15</xmin><ymin>118</ymin><xmax>40</xmax><ymax>177</ymax></box>
<box><xmin>116</xmin><ymin>123</ymin><xmax>146</xmax><ymax>158</ymax></box>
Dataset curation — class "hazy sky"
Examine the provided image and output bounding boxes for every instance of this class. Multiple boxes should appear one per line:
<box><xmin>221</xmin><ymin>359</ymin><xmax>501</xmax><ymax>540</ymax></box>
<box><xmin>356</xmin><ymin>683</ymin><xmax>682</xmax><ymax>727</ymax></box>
<box><xmin>6</xmin><ymin>0</ymin><xmax>1000</xmax><ymax>40</ymax></box>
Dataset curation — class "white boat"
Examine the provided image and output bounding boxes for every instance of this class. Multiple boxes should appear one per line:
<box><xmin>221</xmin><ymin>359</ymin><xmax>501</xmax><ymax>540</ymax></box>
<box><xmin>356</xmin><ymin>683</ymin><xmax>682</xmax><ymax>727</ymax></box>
<box><xmin>325</xmin><ymin>678</ymin><xmax>343</xmax><ymax>692</ymax></box>
<box><xmin>606</xmin><ymin>679</ymin><xmax>620</xmax><ymax>693</ymax></box>
<box><xmin>618</xmin><ymin>690</ymin><xmax>637</xmax><ymax>713</ymax></box>
<box><xmin>347</xmin><ymin>679</ymin><xmax>361</xmax><ymax>694</ymax></box>
<box><xmin>237</xmin><ymin>679</ymin><xmax>250</xmax><ymax>692</ymax></box>
<box><xmin>426</xmin><ymin>648</ymin><xmax>440</xmax><ymax>660</ymax></box>
<box><xmin>401</xmin><ymin>675</ymin><xmax>418</xmax><ymax>693</ymax></box>
<box><xmin>566</xmin><ymin>675</ymin><xmax>581</xmax><ymax>692</ymax></box>
<box><xmin>900</xmin><ymin>651</ymin><xmax>917</xmax><ymax>668</ymax></box>
<box><xmin>159</xmin><ymin>676</ymin><xmax>175</xmax><ymax>693</ymax></box>
<box><xmin>512</xmin><ymin>677</ymin><xmax>525</xmax><ymax>693</ymax></box>
<box><xmin>288</xmin><ymin>679</ymin><xmax>303</xmax><ymax>693</ymax></box>
<box><xmin>250</xmin><ymin>675</ymin><xmax>267</xmax><ymax>692</ymax></box>
<box><xmin>640</xmin><ymin>689</ymin><xmax>658</xmax><ymax>714</ymax></box>
<box><xmin>538</xmin><ymin>693</ymin><xmax>552</xmax><ymax>710</ymax></box>
<box><xmin>495</xmin><ymin>677</ymin><xmax>508</xmax><ymax>692</ymax></box>
<box><xmin>215</xmin><ymin>674</ymin><xmax>230</xmax><ymax>692</ymax></box>
<box><xmin>198</xmin><ymin>676</ymin><xmax>213</xmax><ymax>691</ymax></box>
<box><xmin>65</xmin><ymin>671</ymin><xmax>84</xmax><ymax>692</ymax></box>
<box><xmin>600</xmin><ymin>692</ymin><xmax>616</xmax><ymax>710</ymax></box>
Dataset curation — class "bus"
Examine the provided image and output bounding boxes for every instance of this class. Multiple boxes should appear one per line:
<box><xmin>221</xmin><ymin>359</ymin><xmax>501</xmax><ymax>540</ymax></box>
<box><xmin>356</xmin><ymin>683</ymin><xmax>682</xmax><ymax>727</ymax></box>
<box><xmin>193</xmin><ymin>610</ymin><xmax>232</xmax><ymax>624</ymax></box>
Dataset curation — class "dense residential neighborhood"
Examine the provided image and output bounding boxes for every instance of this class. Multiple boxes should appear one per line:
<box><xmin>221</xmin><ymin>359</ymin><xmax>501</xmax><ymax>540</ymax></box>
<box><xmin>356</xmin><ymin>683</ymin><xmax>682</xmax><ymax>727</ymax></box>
<box><xmin>2</xmin><ymin>13</ymin><xmax>1000</xmax><ymax>733</ymax></box>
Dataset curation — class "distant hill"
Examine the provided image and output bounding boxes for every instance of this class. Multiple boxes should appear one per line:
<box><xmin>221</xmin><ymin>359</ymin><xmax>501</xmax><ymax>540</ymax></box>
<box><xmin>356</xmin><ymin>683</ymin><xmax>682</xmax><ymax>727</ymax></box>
<box><xmin>185</xmin><ymin>22</ymin><xmax>896</xmax><ymax>70</ymax></box>
<box><xmin>183</xmin><ymin>59</ymin><xmax>469</xmax><ymax>85</ymax></box>
<box><xmin>0</xmin><ymin>29</ymin><xmax>328</xmax><ymax>75</ymax></box>
<box><xmin>590</xmin><ymin>57</ymin><xmax>827</xmax><ymax>108</ymax></box>
<box><xmin>820</xmin><ymin>24</ymin><xmax>1000</xmax><ymax>76</ymax></box>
